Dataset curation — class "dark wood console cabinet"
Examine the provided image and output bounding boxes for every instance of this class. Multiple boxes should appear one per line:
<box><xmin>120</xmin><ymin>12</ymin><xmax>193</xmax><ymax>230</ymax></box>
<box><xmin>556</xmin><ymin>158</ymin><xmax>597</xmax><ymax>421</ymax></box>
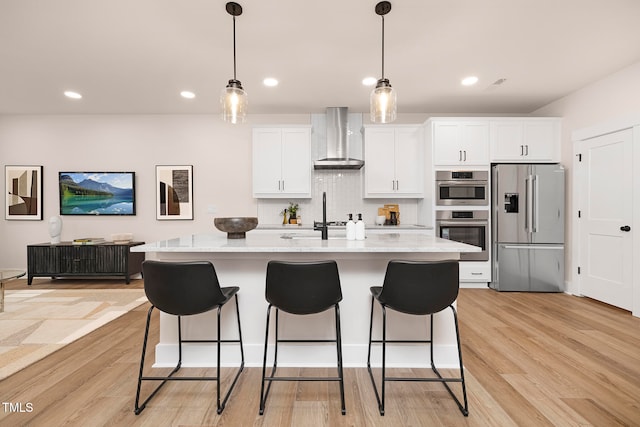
<box><xmin>27</xmin><ymin>242</ymin><xmax>145</xmax><ymax>285</ymax></box>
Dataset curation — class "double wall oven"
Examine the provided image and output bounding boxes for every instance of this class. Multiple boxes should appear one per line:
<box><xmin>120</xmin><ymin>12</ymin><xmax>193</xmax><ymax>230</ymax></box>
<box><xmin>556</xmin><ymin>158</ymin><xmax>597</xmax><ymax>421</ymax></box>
<box><xmin>435</xmin><ymin>170</ymin><xmax>489</xmax><ymax>262</ymax></box>
<box><xmin>436</xmin><ymin>210</ymin><xmax>489</xmax><ymax>261</ymax></box>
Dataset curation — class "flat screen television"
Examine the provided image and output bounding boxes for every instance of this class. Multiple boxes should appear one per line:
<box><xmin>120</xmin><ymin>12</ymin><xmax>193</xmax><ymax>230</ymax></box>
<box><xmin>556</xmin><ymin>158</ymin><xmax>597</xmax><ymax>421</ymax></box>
<box><xmin>59</xmin><ymin>172</ymin><xmax>136</xmax><ymax>215</ymax></box>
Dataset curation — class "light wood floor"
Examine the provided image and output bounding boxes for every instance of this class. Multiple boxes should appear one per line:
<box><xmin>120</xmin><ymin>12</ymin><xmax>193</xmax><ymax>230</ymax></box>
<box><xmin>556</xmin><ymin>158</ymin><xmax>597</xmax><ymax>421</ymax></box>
<box><xmin>2</xmin><ymin>278</ymin><xmax>639</xmax><ymax>426</ymax></box>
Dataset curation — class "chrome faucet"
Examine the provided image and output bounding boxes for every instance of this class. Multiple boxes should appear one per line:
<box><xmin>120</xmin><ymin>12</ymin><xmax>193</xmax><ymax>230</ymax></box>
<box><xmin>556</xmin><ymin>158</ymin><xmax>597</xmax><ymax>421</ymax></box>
<box><xmin>314</xmin><ymin>191</ymin><xmax>328</xmax><ymax>240</ymax></box>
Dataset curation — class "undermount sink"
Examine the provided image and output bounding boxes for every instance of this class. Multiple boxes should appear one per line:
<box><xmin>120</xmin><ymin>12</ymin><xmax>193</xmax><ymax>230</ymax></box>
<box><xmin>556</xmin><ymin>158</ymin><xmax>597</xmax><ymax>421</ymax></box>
<box><xmin>281</xmin><ymin>233</ymin><xmax>347</xmax><ymax>240</ymax></box>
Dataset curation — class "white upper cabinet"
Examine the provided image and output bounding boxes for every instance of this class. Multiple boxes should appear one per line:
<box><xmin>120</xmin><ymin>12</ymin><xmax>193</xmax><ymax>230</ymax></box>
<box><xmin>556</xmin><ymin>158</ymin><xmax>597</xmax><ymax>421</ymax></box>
<box><xmin>431</xmin><ymin>120</ymin><xmax>490</xmax><ymax>166</ymax></box>
<box><xmin>490</xmin><ymin>118</ymin><xmax>561</xmax><ymax>162</ymax></box>
<box><xmin>363</xmin><ymin>125</ymin><xmax>424</xmax><ymax>198</ymax></box>
<box><xmin>252</xmin><ymin>127</ymin><xmax>311</xmax><ymax>198</ymax></box>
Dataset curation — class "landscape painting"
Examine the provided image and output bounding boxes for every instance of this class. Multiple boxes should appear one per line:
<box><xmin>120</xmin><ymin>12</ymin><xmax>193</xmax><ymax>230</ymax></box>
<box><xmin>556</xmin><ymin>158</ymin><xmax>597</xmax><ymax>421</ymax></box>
<box><xmin>59</xmin><ymin>172</ymin><xmax>136</xmax><ymax>215</ymax></box>
<box><xmin>5</xmin><ymin>165</ymin><xmax>43</xmax><ymax>220</ymax></box>
<box><xmin>156</xmin><ymin>165</ymin><xmax>193</xmax><ymax>220</ymax></box>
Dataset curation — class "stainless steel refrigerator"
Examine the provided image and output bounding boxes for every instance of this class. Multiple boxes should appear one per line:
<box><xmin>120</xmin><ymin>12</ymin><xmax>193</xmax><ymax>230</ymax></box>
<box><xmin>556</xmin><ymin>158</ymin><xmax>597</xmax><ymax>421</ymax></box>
<box><xmin>491</xmin><ymin>164</ymin><xmax>565</xmax><ymax>292</ymax></box>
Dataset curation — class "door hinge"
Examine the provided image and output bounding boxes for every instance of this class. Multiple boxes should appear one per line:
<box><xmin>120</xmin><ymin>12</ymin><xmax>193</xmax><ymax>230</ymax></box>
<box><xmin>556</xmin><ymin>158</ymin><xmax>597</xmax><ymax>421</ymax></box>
<box><xmin>577</xmin><ymin>266</ymin><xmax>581</xmax><ymax>274</ymax></box>
<box><xmin>576</xmin><ymin>153</ymin><xmax>582</xmax><ymax>162</ymax></box>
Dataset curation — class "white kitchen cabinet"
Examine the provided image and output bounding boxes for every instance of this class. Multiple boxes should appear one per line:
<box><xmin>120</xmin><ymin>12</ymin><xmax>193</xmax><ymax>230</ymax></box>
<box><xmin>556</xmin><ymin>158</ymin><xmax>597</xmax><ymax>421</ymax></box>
<box><xmin>252</xmin><ymin>127</ymin><xmax>311</xmax><ymax>198</ymax></box>
<box><xmin>431</xmin><ymin>120</ymin><xmax>490</xmax><ymax>166</ymax></box>
<box><xmin>460</xmin><ymin>261</ymin><xmax>491</xmax><ymax>284</ymax></box>
<box><xmin>363</xmin><ymin>125</ymin><xmax>424</xmax><ymax>198</ymax></box>
<box><xmin>490</xmin><ymin>118</ymin><xmax>561</xmax><ymax>162</ymax></box>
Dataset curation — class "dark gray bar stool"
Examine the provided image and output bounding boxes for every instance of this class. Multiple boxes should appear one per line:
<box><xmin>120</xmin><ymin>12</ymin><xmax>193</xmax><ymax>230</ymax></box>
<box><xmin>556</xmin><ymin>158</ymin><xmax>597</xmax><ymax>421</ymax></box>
<box><xmin>367</xmin><ymin>259</ymin><xmax>468</xmax><ymax>416</ymax></box>
<box><xmin>134</xmin><ymin>260</ymin><xmax>244</xmax><ymax>415</ymax></box>
<box><xmin>259</xmin><ymin>260</ymin><xmax>346</xmax><ymax>415</ymax></box>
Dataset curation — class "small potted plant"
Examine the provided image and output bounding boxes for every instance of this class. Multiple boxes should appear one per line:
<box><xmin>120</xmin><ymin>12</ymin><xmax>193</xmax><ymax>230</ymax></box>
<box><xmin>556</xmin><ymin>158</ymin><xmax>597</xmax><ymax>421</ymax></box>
<box><xmin>287</xmin><ymin>202</ymin><xmax>299</xmax><ymax>224</ymax></box>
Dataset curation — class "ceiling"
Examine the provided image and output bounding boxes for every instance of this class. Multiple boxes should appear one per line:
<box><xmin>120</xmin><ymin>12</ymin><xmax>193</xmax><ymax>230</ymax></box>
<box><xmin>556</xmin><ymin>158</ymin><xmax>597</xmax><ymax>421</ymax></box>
<box><xmin>2</xmin><ymin>0</ymin><xmax>640</xmax><ymax>116</ymax></box>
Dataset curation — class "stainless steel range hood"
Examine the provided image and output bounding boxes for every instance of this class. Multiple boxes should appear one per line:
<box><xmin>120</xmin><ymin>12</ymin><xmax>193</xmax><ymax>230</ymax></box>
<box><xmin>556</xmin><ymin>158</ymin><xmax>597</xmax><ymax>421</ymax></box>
<box><xmin>314</xmin><ymin>107</ymin><xmax>364</xmax><ymax>170</ymax></box>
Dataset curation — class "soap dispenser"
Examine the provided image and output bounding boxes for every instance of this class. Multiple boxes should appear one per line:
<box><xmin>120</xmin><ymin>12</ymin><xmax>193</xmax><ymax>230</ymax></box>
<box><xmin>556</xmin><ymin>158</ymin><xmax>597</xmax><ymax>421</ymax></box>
<box><xmin>355</xmin><ymin>213</ymin><xmax>365</xmax><ymax>240</ymax></box>
<box><xmin>346</xmin><ymin>213</ymin><xmax>356</xmax><ymax>240</ymax></box>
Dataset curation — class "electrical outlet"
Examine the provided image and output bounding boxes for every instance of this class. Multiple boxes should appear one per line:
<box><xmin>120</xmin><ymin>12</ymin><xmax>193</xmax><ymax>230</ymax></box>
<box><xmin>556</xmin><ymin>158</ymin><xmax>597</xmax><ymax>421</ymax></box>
<box><xmin>207</xmin><ymin>205</ymin><xmax>217</xmax><ymax>214</ymax></box>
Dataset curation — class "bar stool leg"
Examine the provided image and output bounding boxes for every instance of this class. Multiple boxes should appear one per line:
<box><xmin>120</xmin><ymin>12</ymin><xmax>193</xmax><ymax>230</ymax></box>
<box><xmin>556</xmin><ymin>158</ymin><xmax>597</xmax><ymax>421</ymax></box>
<box><xmin>427</xmin><ymin>307</ymin><xmax>469</xmax><ymax>416</ymax></box>
<box><xmin>334</xmin><ymin>304</ymin><xmax>346</xmax><ymax>415</ymax></box>
<box><xmin>366</xmin><ymin>297</ymin><xmax>386</xmax><ymax>416</ymax></box>
<box><xmin>134</xmin><ymin>309</ymin><xmax>183</xmax><ymax>415</ymax></box>
<box><xmin>381</xmin><ymin>305</ymin><xmax>387</xmax><ymax>415</ymax></box>
<box><xmin>213</xmin><ymin>294</ymin><xmax>246</xmax><ymax>414</ymax></box>
<box><xmin>259</xmin><ymin>305</ymin><xmax>275</xmax><ymax>415</ymax></box>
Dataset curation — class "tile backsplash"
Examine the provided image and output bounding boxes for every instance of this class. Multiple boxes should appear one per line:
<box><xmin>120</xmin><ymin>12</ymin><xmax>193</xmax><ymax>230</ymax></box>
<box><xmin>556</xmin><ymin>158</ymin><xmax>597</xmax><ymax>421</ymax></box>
<box><xmin>257</xmin><ymin>170</ymin><xmax>418</xmax><ymax>226</ymax></box>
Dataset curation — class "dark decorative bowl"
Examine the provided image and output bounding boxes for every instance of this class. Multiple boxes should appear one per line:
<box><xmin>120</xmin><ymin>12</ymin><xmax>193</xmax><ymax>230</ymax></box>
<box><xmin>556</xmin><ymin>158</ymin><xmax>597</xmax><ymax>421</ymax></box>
<box><xmin>214</xmin><ymin>217</ymin><xmax>258</xmax><ymax>239</ymax></box>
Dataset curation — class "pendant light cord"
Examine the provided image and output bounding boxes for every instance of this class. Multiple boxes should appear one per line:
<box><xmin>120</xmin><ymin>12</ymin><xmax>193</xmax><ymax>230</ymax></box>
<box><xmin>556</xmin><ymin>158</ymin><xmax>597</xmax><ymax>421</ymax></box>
<box><xmin>233</xmin><ymin>15</ymin><xmax>237</xmax><ymax>81</ymax></box>
<box><xmin>381</xmin><ymin>14</ymin><xmax>385</xmax><ymax>80</ymax></box>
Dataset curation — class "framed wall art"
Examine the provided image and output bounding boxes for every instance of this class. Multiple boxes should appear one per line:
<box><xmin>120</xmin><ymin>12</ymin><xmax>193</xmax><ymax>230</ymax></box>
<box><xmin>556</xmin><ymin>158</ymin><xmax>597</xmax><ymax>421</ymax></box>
<box><xmin>58</xmin><ymin>171</ymin><xmax>136</xmax><ymax>216</ymax></box>
<box><xmin>5</xmin><ymin>165</ymin><xmax>43</xmax><ymax>220</ymax></box>
<box><xmin>156</xmin><ymin>165</ymin><xmax>193</xmax><ymax>220</ymax></box>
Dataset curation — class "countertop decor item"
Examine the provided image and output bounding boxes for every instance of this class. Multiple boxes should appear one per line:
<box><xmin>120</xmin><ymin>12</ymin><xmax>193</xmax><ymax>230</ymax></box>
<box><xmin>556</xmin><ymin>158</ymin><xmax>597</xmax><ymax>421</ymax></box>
<box><xmin>287</xmin><ymin>202</ymin><xmax>299</xmax><ymax>224</ymax></box>
<box><xmin>214</xmin><ymin>217</ymin><xmax>258</xmax><ymax>238</ymax></box>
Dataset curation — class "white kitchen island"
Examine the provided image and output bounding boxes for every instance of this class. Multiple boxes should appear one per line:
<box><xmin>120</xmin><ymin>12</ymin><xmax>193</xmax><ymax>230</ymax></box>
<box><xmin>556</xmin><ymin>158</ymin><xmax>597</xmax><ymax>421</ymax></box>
<box><xmin>131</xmin><ymin>231</ymin><xmax>478</xmax><ymax>368</ymax></box>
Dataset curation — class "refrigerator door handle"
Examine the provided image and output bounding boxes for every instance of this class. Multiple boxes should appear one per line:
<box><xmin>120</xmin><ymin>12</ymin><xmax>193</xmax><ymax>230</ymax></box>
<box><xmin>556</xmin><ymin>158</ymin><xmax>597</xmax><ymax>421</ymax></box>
<box><xmin>525</xmin><ymin>175</ymin><xmax>533</xmax><ymax>233</ymax></box>
<box><xmin>501</xmin><ymin>245</ymin><xmax>564</xmax><ymax>250</ymax></box>
<box><xmin>532</xmin><ymin>174</ymin><xmax>538</xmax><ymax>233</ymax></box>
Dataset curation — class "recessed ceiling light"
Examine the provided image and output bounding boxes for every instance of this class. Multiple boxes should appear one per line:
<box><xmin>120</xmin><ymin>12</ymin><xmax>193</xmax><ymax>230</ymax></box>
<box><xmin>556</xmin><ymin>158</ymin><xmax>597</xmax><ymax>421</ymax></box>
<box><xmin>263</xmin><ymin>78</ymin><xmax>279</xmax><ymax>87</ymax></box>
<box><xmin>461</xmin><ymin>76</ymin><xmax>479</xmax><ymax>86</ymax></box>
<box><xmin>180</xmin><ymin>91</ymin><xmax>196</xmax><ymax>99</ymax></box>
<box><xmin>362</xmin><ymin>77</ymin><xmax>377</xmax><ymax>86</ymax></box>
<box><xmin>64</xmin><ymin>91</ymin><xmax>82</xmax><ymax>99</ymax></box>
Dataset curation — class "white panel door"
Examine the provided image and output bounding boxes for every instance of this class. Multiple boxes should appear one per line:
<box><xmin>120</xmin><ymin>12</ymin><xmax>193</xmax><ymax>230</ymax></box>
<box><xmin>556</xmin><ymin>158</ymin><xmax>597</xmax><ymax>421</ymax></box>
<box><xmin>578</xmin><ymin>128</ymin><xmax>633</xmax><ymax>310</ymax></box>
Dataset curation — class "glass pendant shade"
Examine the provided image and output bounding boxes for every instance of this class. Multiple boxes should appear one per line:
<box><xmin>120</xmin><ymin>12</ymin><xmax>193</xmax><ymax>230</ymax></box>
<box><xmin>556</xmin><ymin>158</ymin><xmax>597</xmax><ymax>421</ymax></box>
<box><xmin>222</xmin><ymin>2</ymin><xmax>246</xmax><ymax>124</ymax></box>
<box><xmin>221</xmin><ymin>79</ymin><xmax>247</xmax><ymax>124</ymax></box>
<box><xmin>370</xmin><ymin>78</ymin><xmax>397</xmax><ymax>123</ymax></box>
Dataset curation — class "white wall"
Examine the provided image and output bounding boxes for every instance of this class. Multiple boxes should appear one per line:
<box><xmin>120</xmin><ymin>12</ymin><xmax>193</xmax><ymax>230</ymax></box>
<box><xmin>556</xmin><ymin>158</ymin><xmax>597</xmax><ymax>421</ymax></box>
<box><xmin>533</xmin><ymin>60</ymin><xmax>640</xmax><ymax>292</ymax></box>
<box><xmin>1</xmin><ymin>113</ymin><xmax>424</xmax><ymax>270</ymax></box>
<box><xmin>0</xmin><ymin>114</ymin><xmax>309</xmax><ymax>268</ymax></box>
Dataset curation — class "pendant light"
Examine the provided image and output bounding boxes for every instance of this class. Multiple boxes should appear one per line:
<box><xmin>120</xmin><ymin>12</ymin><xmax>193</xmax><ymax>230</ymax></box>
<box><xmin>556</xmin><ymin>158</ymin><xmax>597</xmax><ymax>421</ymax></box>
<box><xmin>370</xmin><ymin>1</ymin><xmax>397</xmax><ymax>124</ymax></box>
<box><xmin>221</xmin><ymin>2</ymin><xmax>247</xmax><ymax>124</ymax></box>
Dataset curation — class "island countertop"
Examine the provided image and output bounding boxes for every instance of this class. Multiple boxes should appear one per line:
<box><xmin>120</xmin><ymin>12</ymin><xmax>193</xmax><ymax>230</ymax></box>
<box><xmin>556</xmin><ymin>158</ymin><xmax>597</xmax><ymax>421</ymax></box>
<box><xmin>130</xmin><ymin>231</ymin><xmax>479</xmax><ymax>254</ymax></box>
<box><xmin>131</xmin><ymin>230</ymin><xmax>478</xmax><ymax>369</ymax></box>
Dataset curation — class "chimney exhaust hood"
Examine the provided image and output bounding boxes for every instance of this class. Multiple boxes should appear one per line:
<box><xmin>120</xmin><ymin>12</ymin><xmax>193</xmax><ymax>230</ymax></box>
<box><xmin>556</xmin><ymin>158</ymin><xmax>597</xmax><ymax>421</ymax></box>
<box><xmin>314</xmin><ymin>107</ymin><xmax>364</xmax><ymax>170</ymax></box>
